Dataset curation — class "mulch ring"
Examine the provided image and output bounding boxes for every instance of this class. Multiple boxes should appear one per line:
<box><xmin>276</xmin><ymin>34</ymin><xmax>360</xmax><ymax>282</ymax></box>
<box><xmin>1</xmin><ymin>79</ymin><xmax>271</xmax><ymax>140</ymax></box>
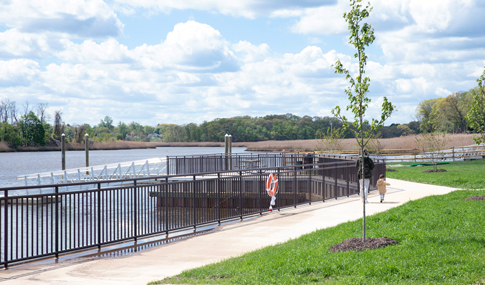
<box><xmin>328</xmin><ymin>237</ymin><xmax>399</xmax><ymax>252</ymax></box>
<box><xmin>465</xmin><ymin>195</ymin><xmax>485</xmax><ymax>201</ymax></box>
<box><xmin>422</xmin><ymin>169</ymin><xmax>447</xmax><ymax>173</ymax></box>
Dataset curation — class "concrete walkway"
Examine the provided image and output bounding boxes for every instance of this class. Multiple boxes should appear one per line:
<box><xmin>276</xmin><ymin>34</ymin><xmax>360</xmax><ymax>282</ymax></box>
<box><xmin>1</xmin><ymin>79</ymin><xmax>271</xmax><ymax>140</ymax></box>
<box><xmin>0</xmin><ymin>179</ymin><xmax>458</xmax><ymax>285</ymax></box>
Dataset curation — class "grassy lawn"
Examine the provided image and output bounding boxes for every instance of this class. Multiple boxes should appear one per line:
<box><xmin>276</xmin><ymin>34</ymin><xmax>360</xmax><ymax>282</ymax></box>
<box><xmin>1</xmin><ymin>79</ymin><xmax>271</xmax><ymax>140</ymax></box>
<box><xmin>152</xmin><ymin>190</ymin><xmax>485</xmax><ymax>285</ymax></box>
<box><xmin>386</xmin><ymin>159</ymin><xmax>485</xmax><ymax>189</ymax></box>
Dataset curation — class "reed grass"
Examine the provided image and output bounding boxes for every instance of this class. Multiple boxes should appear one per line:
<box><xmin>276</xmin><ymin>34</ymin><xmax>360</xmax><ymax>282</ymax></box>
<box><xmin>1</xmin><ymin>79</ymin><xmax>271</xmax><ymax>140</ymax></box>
<box><xmin>0</xmin><ymin>133</ymin><xmax>478</xmax><ymax>152</ymax></box>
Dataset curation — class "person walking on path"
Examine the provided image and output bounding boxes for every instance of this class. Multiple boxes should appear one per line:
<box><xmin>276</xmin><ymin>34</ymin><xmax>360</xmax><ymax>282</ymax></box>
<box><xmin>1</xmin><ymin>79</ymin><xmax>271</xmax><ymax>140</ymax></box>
<box><xmin>356</xmin><ymin>149</ymin><xmax>374</xmax><ymax>203</ymax></box>
<box><xmin>376</xmin><ymin>174</ymin><xmax>390</xmax><ymax>203</ymax></box>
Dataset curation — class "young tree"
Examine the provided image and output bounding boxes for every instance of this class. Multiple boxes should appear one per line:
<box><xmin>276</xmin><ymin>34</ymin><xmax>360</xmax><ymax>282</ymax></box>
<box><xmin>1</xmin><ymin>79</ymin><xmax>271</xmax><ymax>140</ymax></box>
<box><xmin>317</xmin><ymin>127</ymin><xmax>344</xmax><ymax>153</ymax></box>
<box><xmin>332</xmin><ymin>0</ymin><xmax>395</xmax><ymax>242</ymax></box>
<box><xmin>466</xmin><ymin>66</ymin><xmax>485</xmax><ymax>145</ymax></box>
<box><xmin>415</xmin><ymin>132</ymin><xmax>450</xmax><ymax>171</ymax></box>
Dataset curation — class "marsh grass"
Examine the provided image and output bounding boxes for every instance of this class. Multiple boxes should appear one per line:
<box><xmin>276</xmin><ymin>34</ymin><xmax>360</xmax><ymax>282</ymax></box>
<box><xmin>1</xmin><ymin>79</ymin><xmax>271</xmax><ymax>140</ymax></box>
<box><xmin>152</xmin><ymin>190</ymin><xmax>485</xmax><ymax>284</ymax></box>
<box><xmin>386</xmin><ymin>159</ymin><xmax>485</xmax><ymax>189</ymax></box>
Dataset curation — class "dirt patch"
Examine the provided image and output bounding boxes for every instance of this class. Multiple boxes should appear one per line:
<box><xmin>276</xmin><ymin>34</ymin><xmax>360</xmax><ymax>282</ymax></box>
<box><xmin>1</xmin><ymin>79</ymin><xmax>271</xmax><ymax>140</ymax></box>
<box><xmin>386</xmin><ymin>168</ymin><xmax>397</xmax><ymax>172</ymax></box>
<box><xmin>465</xmin><ymin>195</ymin><xmax>485</xmax><ymax>201</ymax></box>
<box><xmin>328</xmin><ymin>237</ymin><xmax>399</xmax><ymax>252</ymax></box>
<box><xmin>422</xmin><ymin>169</ymin><xmax>447</xmax><ymax>173</ymax></box>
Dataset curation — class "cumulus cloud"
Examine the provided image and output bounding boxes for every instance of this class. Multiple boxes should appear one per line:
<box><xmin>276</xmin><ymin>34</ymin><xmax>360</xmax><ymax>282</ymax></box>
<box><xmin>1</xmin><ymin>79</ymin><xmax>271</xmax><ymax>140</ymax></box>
<box><xmin>0</xmin><ymin>29</ymin><xmax>66</xmax><ymax>59</ymax></box>
<box><xmin>113</xmin><ymin>0</ymin><xmax>336</xmax><ymax>18</ymax></box>
<box><xmin>0</xmin><ymin>59</ymin><xmax>40</xmax><ymax>87</ymax></box>
<box><xmin>0</xmin><ymin>0</ymin><xmax>123</xmax><ymax>38</ymax></box>
<box><xmin>133</xmin><ymin>21</ymin><xmax>239</xmax><ymax>72</ymax></box>
<box><xmin>57</xmin><ymin>39</ymin><xmax>134</xmax><ymax>63</ymax></box>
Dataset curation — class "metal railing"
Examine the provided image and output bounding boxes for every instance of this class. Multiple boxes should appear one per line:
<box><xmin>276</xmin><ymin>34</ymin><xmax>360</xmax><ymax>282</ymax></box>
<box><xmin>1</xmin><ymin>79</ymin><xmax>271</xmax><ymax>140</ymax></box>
<box><xmin>0</xmin><ymin>156</ymin><xmax>385</xmax><ymax>268</ymax></box>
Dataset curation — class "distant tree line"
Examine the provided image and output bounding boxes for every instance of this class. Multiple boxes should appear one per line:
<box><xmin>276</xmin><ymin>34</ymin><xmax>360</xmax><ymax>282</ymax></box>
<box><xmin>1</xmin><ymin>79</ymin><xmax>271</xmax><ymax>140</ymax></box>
<box><xmin>1</xmin><ymin>85</ymin><xmax>484</xmax><ymax>148</ymax></box>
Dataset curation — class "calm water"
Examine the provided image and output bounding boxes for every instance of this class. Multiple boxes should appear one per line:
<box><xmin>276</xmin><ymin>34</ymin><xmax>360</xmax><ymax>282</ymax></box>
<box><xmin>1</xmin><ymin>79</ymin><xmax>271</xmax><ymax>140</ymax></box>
<box><xmin>0</xmin><ymin>147</ymin><xmax>247</xmax><ymax>187</ymax></box>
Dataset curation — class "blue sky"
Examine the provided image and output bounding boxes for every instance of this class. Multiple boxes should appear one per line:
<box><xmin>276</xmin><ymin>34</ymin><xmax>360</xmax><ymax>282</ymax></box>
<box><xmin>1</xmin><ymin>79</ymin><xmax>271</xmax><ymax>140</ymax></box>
<box><xmin>0</xmin><ymin>0</ymin><xmax>484</xmax><ymax>127</ymax></box>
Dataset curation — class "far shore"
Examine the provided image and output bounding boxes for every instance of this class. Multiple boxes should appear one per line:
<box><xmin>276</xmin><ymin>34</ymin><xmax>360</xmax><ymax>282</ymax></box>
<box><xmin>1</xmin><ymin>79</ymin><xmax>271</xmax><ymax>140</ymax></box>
<box><xmin>0</xmin><ymin>133</ymin><xmax>478</xmax><ymax>153</ymax></box>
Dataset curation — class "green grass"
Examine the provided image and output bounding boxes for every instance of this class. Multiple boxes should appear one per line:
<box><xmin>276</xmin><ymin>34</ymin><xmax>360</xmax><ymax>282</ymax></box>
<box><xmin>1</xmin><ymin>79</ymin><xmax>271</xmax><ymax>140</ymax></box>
<box><xmin>151</xmin><ymin>190</ymin><xmax>485</xmax><ymax>285</ymax></box>
<box><xmin>386</xmin><ymin>159</ymin><xmax>485</xmax><ymax>189</ymax></box>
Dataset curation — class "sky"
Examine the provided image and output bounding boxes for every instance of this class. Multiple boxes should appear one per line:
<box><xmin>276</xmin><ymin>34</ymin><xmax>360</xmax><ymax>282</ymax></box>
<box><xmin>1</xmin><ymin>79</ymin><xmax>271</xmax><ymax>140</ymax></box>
<box><xmin>1</xmin><ymin>0</ymin><xmax>484</xmax><ymax>127</ymax></box>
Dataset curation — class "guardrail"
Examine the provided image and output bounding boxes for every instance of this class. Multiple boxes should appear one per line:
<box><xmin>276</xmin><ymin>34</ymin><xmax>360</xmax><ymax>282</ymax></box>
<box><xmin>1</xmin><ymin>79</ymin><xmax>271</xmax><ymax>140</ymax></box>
<box><xmin>0</xmin><ymin>156</ymin><xmax>385</xmax><ymax>268</ymax></box>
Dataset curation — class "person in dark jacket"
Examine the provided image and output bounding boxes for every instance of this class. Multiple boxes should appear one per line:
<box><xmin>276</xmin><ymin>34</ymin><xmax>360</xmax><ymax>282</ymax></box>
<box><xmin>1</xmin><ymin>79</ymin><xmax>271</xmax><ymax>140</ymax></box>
<box><xmin>356</xmin><ymin>149</ymin><xmax>374</xmax><ymax>203</ymax></box>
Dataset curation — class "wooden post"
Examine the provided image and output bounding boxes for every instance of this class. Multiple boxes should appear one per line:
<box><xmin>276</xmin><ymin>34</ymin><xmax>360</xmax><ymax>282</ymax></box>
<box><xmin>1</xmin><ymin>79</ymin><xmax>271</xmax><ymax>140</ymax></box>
<box><xmin>228</xmin><ymin>134</ymin><xmax>232</xmax><ymax>170</ymax></box>
<box><xmin>61</xmin><ymin>133</ymin><xmax>66</xmax><ymax>170</ymax></box>
<box><xmin>85</xmin><ymin>133</ymin><xmax>89</xmax><ymax>174</ymax></box>
<box><xmin>452</xmin><ymin>146</ymin><xmax>455</xmax><ymax>161</ymax></box>
<box><xmin>224</xmin><ymin>134</ymin><xmax>229</xmax><ymax>170</ymax></box>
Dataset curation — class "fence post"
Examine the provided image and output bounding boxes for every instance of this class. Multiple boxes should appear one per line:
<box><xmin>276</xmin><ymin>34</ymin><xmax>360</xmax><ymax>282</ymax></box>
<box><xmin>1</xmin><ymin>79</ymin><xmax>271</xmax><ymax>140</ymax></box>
<box><xmin>294</xmin><ymin>165</ymin><xmax>297</xmax><ymax>208</ymax></box>
<box><xmin>277</xmin><ymin>167</ymin><xmax>281</xmax><ymax>212</ymax></box>
<box><xmin>166</xmin><ymin>156</ymin><xmax>170</xmax><ymax>176</ymax></box>
<box><xmin>259</xmin><ymin>170</ymin><xmax>262</xmax><ymax>215</ymax></box>
<box><xmin>165</xmin><ymin>177</ymin><xmax>169</xmax><ymax>236</ymax></box>
<box><xmin>308</xmin><ymin>165</ymin><xmax>312</xmax><ymax>205</ymax></box>
<box><xmin>97</xmin><ymin>183</ymin><xmax>101</xmax><ymax>249</ymax></box>
<box><xmin>347</xmin><ymin>162</ymin><xmax>350</xmax><ymax>197</ymax></box>
<box><xmin>217</xmin><ymin>173</ymin><xmax>221</xmax><ymax>224</ymax></box>
<box><xmin>452</xmin><ymin>147</ymin><xmax>455</xmax><ymax>161</ymax></box>
<box><xmin>61</xmin><ymin>133</ymin><xmax>66</xmax><ymax>171</ymax></box>
<box><xmin>239</xmin><ymin>171</ymin><xmax>243</xmax><ymax>220</ymax></box>
<box><xmin>334</xmin><ymin>163</ymin><xmax>338</xmax><ymax>199</ymax></box>
<box><xmin>193</xmin><ymin>175</ymin><xmax>197</xmax><ymax>232</ymax></box>
<box><xmin>134</xmin><ymin>180</ymin><xmax>138</xmax><ymax>242</ymax></box>
<box><xmin>4</xmin><ymin>190</ymin><xmax>8</xmax><ymax>268</ymax></box>
<box><xmin>85</xmin><ymin>133</ymin><xmax>89</xmax><ymax>175</ymax></box>
<box><xmin>322</xmin><ymin>162</ymin><xmax>326</xmax><ymax>203</ymax></box>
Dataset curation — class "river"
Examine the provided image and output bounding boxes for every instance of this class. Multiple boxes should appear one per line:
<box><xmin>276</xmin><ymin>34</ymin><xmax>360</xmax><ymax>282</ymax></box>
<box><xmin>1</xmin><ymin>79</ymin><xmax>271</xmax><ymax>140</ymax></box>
<box><xmin>0</xmin><ymin>147</ymin><xmax>247</xmax><ymax>188</ymax></box>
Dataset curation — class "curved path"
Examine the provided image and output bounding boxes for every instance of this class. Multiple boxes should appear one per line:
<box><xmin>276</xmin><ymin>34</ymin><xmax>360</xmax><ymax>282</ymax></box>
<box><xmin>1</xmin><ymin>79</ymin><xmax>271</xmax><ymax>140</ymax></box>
<box><xmin>0</xmin><ymin>179</ymin><xmax>457</xmax><ymax>284</ymax></box>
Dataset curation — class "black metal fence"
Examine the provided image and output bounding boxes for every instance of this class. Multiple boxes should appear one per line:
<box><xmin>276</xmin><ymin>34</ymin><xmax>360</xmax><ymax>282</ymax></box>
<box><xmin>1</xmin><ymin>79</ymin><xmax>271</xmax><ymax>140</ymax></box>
<box><xmin>0</xmin><ymin>156</ymin><xmax>385</xmax><ymax>268</ymax></box>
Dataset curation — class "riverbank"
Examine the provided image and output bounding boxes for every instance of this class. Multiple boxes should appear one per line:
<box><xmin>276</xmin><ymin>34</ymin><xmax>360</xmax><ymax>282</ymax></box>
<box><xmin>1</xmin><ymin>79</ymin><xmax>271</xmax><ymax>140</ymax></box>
<box><xmin>0</xmin><ymin>133</ymin><xmax>477</xmax><ymax>153</ymax></box>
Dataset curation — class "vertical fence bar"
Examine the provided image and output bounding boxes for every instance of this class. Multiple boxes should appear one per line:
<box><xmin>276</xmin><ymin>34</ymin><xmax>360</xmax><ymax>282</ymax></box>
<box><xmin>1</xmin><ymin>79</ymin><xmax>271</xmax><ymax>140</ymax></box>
<box><xmin>193</xmin><ymin>175</ymin><xmax>196</xmax><ymax>232</ymax></box>
<box><xmin>309</xmin><ymin>166</ymin><xmax>312</xmax><ymax>205</ymax></box>
<box><xmin>334</xmin><ymin>163</ymin><xmax>338</xmax><ymax>199</ymax></box>
<box><xmin>134</xmin><ymin>180</ymin><xmax>138</xmax><ymax>242</ymax></box>
<box><xmin>165</xmin><ymin>177</ymin><xmax>169</xmax><ymax>235</ymax></box>
<box><xmin>346</xmin><ymin>162</ymin><xmax>350</xmax><ymax>197</ymax></box>
<box><xmin>217</xmin><ymin>173</ymin><xmax>221</xmax><ymax>225</ymax></box>
<box><xmin>259</xmin><ymin>171</ymin><xmax>262</xmax><ymax>215</ymax></box>
<box><xmin>239</xmin><ymin>171</ymin><xmax>243</xmax><ymax>220</ymax></box>
<box><xmin>97</xmin><ymin>183</ymin><xmax>101</xmax><ymax>249</ymax></box>
<box><xmin>4</xmin><ymin>190</ymin><xmax>8</xmax><ymax>268</ymax></box>
<box><xmin>322</xmin><ymin>163</ymin><xmax>326</xmax><ymax>202</ymax></box>
<box><xmin>277</xmin><ymin>167</ymin><xmax>281</xmax><ymax>212</ymax></box>
<box><xmin>293</xmin><ymin>166</ymin><xmax>297</xmax><ymax>208</ymax></box>
<box><xmin>55</xmin><ymin>186</ymin><xmax>59</xmax><ymax>259</ymax></box>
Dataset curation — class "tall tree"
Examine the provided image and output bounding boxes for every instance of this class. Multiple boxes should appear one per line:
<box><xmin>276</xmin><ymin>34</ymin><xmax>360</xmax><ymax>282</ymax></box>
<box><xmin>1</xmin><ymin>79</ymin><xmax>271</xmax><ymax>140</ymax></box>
<box><xmin>332</xmin><ymin>0</ymin><xmax>395</xmax><ymax>242</ymax></box>
<box><xmin>416</xmin><ymin>99</ymin><xmax>437</xmax><ymax>133</ymax></box>
<box><xmin>466</xmin><ymin>66</ymin><xmax>485</xmax><ymax>144</ymax></box>
<box><xmin>53</xmin><ymin>110</ymin><xmax>65</xmax><ymax>140</ymax></box>
<box><xmin>35</xmin><ymin>103</ymin><xmax>49</xmax><ymax>124</ymax></box>
<box><xmin>19</xmin><ymin>111</ymin><xmax>45</xmax><ymax>146</ymax></box>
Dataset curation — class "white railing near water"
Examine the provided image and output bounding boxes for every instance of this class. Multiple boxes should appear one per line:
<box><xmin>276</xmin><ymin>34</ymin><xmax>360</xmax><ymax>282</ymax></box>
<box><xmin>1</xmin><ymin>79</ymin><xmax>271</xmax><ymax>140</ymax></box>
<box><xmin>17</xmin><ymin>158</ymin><xmax>167</xmax><ymax>187</ymax></box>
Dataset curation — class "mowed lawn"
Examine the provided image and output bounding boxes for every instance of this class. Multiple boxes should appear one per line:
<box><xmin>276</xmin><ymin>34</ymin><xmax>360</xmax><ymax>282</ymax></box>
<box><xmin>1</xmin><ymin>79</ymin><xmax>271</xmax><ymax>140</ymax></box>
<box><xmin>386</xmin><ymin>159</ymin><xmax>485</xmax><ymax>189</ymax></box>
<box><xmin>151</xmin><ymin>188</ymin><xmax>485</xmax><ymax>284</ymax></box>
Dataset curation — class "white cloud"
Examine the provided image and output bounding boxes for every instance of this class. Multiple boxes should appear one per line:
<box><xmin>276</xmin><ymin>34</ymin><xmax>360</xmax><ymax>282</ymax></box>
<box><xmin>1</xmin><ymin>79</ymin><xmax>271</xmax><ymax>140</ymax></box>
<box><xmin>232</xmin><ymin>41</ymin><xmax>271</xmax><ymax>63</ymax></box>
<box><xmin>0</xmin><ymin>59</ymin><xmax>40</xmax><ymax>87</ymax></box>
<box><xmin>131</xmin><ymin>21</ymin><xmax>239</xmax><ymax>72</ymax></box>
<box><xmin>57</xmin><ymin>39</ymin><xmax>134</xmax><ymax>63</ymax></box>
<box><xmin>0</xmin><ymin>0</ymin><xmax>123</xmax><ymax>38</ymax></box>
<box><xmin>0</xmin><ymin>29</ymin><xmax>56</xmax><ymax>58</ymax></box>
<box><xmin>113</xmin><ymin>0</ymin><xmax>336</xmax><ymax>19</ymax></box>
